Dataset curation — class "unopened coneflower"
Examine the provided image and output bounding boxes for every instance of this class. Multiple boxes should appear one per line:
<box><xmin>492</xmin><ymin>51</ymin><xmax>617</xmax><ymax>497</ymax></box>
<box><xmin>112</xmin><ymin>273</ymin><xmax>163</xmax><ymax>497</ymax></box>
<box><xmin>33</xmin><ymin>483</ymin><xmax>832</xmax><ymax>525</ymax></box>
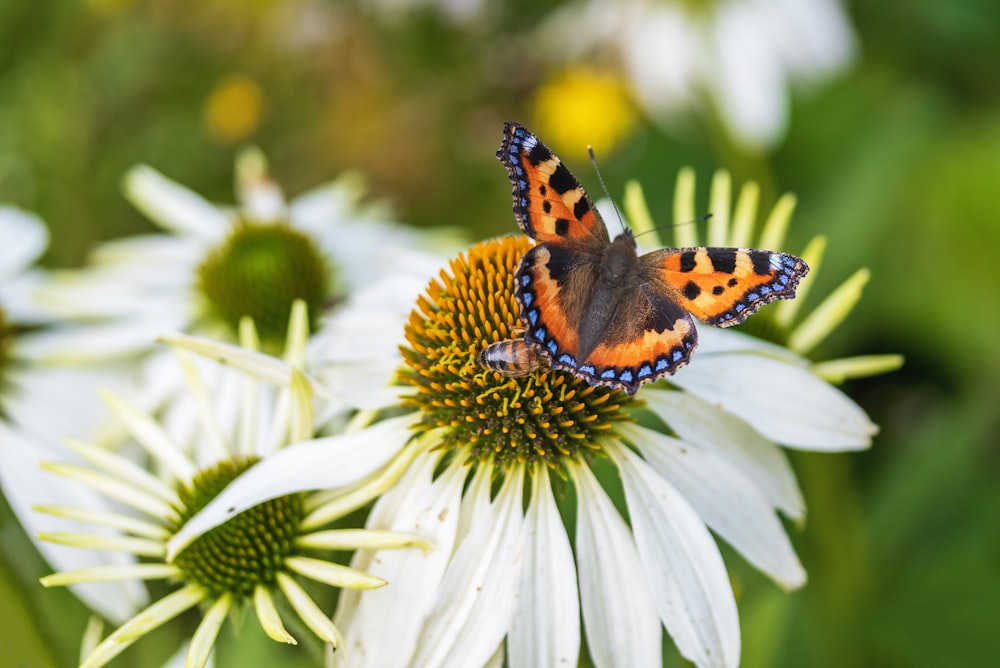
<box><xmin>37</xmin><ymin>302</ymin><xmax>432</xmax><ymax>668</ymax></box>
<box><xmin>159</xmin><ymin>170</ymin><xmax>899</xmax><ymax>668</ymax></box>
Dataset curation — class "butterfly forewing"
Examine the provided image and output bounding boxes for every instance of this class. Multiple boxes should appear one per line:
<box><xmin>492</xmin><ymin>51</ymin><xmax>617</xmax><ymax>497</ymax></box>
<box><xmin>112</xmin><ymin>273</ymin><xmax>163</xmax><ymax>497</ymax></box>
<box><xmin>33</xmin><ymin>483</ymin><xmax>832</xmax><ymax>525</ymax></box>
<box><xmin>498</xmin><ymin>121</ymin><xmax>608</xmax><ymax>251</ymax></box>
<box><xmin>643</xmin><ymin>247</ymin><xmax>809</xmax><ymax>327</ymax></box>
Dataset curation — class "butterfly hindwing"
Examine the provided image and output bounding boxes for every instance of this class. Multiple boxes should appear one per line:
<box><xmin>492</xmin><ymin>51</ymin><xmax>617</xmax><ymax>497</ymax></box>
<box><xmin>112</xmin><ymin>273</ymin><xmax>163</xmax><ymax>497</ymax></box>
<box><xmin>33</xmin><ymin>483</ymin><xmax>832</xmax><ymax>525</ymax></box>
<box><xmin>497</xmin><ymin>121</ymin><xmax>608</xmax><ymax>251</ymax></box>
<box><xmin>517</xmin><ymin>244</ymin><xmax>698</xmax><ymax>394</ymax></box>
<box><xmin>642</xmin><ymin>247</ymin><xmax>809</xmax><ymax>327</ymax></box>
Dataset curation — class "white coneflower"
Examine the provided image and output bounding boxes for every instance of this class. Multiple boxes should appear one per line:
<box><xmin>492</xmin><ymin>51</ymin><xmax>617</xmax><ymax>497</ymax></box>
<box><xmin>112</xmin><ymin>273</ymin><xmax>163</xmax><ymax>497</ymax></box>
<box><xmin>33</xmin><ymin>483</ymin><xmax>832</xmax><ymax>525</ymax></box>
<box><xmin>540</xmin><ymin>0</ymin><xmax>857</xmax><ymax>149</ymax></box>
<box><xmin>159</xmin><ymin>170</ymin><xmax>898</xmax><ymax>667</ymax></box>
<box><xmin>24</xmin><ymin>149</ymin><xmax>456</xmax><ymax>439</ymax></box>
<box><xmin>37</xmin><ymin>302</ymin><xmax>432</xmax><ymax>668</ymax></box>
<box><xmin>0</xmin><ymin>206</ymin><xmax>144</xmax><ymax>625</ymax></box>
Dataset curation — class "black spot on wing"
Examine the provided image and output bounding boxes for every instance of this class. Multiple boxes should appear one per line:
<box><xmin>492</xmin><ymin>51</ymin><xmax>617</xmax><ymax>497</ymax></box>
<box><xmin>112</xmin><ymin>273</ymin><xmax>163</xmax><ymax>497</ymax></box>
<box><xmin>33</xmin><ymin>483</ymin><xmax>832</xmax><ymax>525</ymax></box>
<box><xmin>712</xmin><ymin>286</ymin><xmax>725</xmax><ymax>295</ymax></box>
<box><xmin>642</xmin><ymin>284</ymin><xmax>691</xmax><ymax>333</ymax></box>
<box><xmin>683</xmin><ymin>281</ymin><xmax>701</xmax><ymax>301</ymax></box>
<box><xmin>542</xmin><ymin>201</ymin><xmax>551</xmax><ymax>214</ymax></box>
<box><xmin>573</xmin><ymin>197</ymin><xmax>590</xmax><ymax>221</ymax></box>
<box><xmin>548</xmin><ymin>163</ymin><xmax>578</xmax><ymax>195</ymax></box>
<box><xmin>727</xmin><ymin>277</ymin><xmax>738</xmax><ymax>287</ymax></box>
<box><xmin>750</xmin><ymin>250</ymin><xmax>771</xmax><ymax>276</ymax></box>
<box><xmin>709</xmin><ymin>249</ymin><xmax>737</xmax><ymax>273</ymax></box>
<box><xmin>555</xmin><ymin>218</ymin><xmax>570</xmax><ymax>236</ymax></box>
<box><xmin>539</xmin><ymin>184</ymin><xmax>547</xmax><ymax>196</ymax></box>
<box><xmin>679</xmin><ymin>251</ymin><xmax>697</xmax><ymax>272</ymax></box>
<box><xmin>543</xmin><ymin>243</ymin><xmax>581</xmax><ymax>284</ymax></box>
<box><xmin>527</xmin><ymin>143</ymin><xmax>552</xmax><ymax>166</ymax></box>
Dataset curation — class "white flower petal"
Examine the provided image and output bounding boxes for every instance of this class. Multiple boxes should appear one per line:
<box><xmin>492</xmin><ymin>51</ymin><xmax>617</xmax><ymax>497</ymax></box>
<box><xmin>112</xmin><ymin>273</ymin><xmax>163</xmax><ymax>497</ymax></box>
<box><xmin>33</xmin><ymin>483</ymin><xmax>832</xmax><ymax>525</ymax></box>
<box><xmin>18</xmin><ymin>319</ymin><xmax>185</xmax><ymax>363</ymax></box>
<box><xmin>86</xmin><ymin>234</ymin><xmax>203</xmax><ymax>270</ymax></box>
<box><xmin>508</xmin><ymin>472</ymin><xmax>581</xmax><ymax>667</ymax></box>
<box><xmin>620</xmin><ymin>423</ymin><xmax>806</xmax><ymax>589</ymax></box>
<box><xmin>187</xmin><ymin>594</ymin><xmax>231</xmax><ymax>668</ymax></box>
<box><xmin>708</xmin><ymin>2</ymin><xmax>788</xmax><ymax>148</ymax></box>
<box><xmin>166</xmin><ymin>413</ymin><xmax>417</xmax><ymax>559</ymax></box>
<box><xmin>124</xmin><ymin>165</ymin><xmax>232</xmax><ymax>242</ymax></box>
<box><xmin>691</xmin><ymin>324</ymin><xmax>800</xmax><ymax>361</ymax></box>
<box><xmin>572</xmin><ymin>463</ymin><xmax>662</xmax><ymax>668</ymax></box>
<box><xmin>335</xmin><ymin>452</ymin><xmax>464</xmax><ymax>667</ymax></box>
<box><xmin>3</xmin><ymin>364</ymin><xmax>130</xmax><ymax>446</ymax></box>
<box><xmin>0</xmin><ymin>424</ymin><xmax>148</xmax><ymax>624</ymax></box>
<box><xmin>670</xmin><ymin>353</ymin><xmax>877</xmax><ymax>450</ymax></box>
<box><xmin>767</xmin><ymin>0</ymin><xmax>857</xmax><ymax>78</ymax></box>
<box><xmin>0</xmin><ymin>206</ymin><xmax>48</xmax><ymax>280</ymax></box>
<box><xmin>622</xmin><ymin>6</ymin><xmax>698</xmax><ymax>113</ymax></box>
<box><xmin>643</xmin><ymin>389</ymin><xmax>804</xmax><ymax>519</ymax></box>
<box><xmin>411</xmin><ymin>467</ymin><xmax>525</xmax><ymax>668</ymax></box>
<box><xmin>608</xmin><ymin>441</ymin><xmax>740</xmax><ymax>668</ymax></box>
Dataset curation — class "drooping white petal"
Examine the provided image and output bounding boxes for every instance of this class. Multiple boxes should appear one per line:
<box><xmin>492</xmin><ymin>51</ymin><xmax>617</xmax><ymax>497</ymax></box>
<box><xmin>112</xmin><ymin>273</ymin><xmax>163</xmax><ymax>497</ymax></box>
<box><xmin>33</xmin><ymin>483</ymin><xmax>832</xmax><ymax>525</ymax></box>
<box><xmin>277</xmin><ymin>572</ymin><xmax>345</xmax><ymax>648</ymax></box>
<box><xmin>187</xmin><ymin>593</ymin><xmax>231</xmax><ymax>668</ymax></box>
<box><xmin>80</xmin><ymin>584</ymin><xmax>204</xmax><ymax>668</ymax></box>
<box><xmin>159</xmin><ymin>332</ymin><xmax>339</xmax><ymax>403</ymax></box>
<box><xmin>619</xmin><ymin>423</ymin><xmax>806</xmax><ymax>589</ymax></box>
<box><xmin>102</xmin><ymin>391</ymin><xmax>197</xmax><ymax>483</ymax></box>
<box><xmin>124</xmin><ymin>165</ymin><xmax>232</xmax><ymax>242</ymax></box>
<box><xmin>86</xmin><ymin>234</ymin><xmax>203</xmax><ymax>271</ymax></box>
<box><xmin>608</xmin><ymin>441</ymin><xmax>740</xmax><ymax>668</ymax></box>
<box><xmin>0</xmin><ymin>206</ymin><xmax>48</xmax><ymax>280</ymax></box>
<box><xmin>0</xmin><ymin>424</ymin><xmax>148</xmax><ymax>624</ymax></box>
<box><xmin>254</xmin><ymin>585</ymin><xmax>297</xmax><ymax>645</ymax></box>
<box><xmin>571</xmin><ymin>463</ymin><xmax>662</xmax><ymax>668</ymax></box>
<box><xmin>2</xmin><ymin>363</ymin><xmax>130</xmax><ymax>446</ymax></box>
<box><xmin>643</xmin><ymin>389</ymin><xmax>804</xmax><ymax>519</ymax></box>
<box><xmin>410</xmin><ymin>466</ymin><xmax>525</xmax><ymax>668</ymax></box>
<box><xmin>167</xmin><ymin>414</ymin><xmax>418</xmax><ymax>559</ymax></box>
<box><xmin>508</xmin><ymin>471</ymin><xmax>581</xmax><ymax>668</ymax></box>
<box><xmin>17</xmin><ymin>318</ymin><xmax>186</xmax><ymax>363</ymax></box>
<box><xmin>334</xmin><ymin>452</ymin><xmax>464</xmax><ymax>667</ymax></box>
<box><xmin>670</xmin><ymin>353</ymin><xmax>877</xmax><ymax>450</ymax></box>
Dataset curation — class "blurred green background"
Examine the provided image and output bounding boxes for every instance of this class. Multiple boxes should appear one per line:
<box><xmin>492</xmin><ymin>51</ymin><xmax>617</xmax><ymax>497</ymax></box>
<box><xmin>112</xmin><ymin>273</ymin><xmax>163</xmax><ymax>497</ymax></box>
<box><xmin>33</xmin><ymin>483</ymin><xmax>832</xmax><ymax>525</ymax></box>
<box><xmin>2</xmin><ymin>1</ymin><xmax>999</xmax><ymax>666</ymax></box>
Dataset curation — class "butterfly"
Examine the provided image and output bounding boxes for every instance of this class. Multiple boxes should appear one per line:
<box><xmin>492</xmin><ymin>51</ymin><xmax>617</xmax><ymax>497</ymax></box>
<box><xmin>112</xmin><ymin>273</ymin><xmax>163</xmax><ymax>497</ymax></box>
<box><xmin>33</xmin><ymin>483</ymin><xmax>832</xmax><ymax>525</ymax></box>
<box><xmin>489</xmin><ymin>121</ymin><xmax>809</xmax><ymax>395</ymax></box>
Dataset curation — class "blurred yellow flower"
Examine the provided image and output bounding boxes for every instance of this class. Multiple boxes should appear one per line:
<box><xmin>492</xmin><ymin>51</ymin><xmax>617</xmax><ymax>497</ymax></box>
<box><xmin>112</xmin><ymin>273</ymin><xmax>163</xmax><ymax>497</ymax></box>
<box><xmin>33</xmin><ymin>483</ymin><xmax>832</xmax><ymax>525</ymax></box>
<box><xmin>531</xmin><ymin>69</ymin><xmax>636</xmax><ymax>158</ymax></box>
<box><xmin>204</xmin><ymin>73</ymin><xmax>264</xmax><ymax>145</ymax></box>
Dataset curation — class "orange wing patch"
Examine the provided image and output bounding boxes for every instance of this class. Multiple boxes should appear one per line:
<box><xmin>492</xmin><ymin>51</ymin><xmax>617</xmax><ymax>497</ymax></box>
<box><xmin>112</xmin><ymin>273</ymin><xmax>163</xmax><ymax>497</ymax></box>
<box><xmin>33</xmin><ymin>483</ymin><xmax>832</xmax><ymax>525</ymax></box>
<box><xmin>498</xmin><ymin>122</ymin><xmax>608</xmax><ymax>249</ymax></box>
<box><xmin>649</xmin><ymin>247</ymin><xmax>809</xmax><ymax>327</ymax></box>
<box><xmin>516</xmin><ymin>245</ymin><xmax>582</xmax><ymax>357</ymax></box>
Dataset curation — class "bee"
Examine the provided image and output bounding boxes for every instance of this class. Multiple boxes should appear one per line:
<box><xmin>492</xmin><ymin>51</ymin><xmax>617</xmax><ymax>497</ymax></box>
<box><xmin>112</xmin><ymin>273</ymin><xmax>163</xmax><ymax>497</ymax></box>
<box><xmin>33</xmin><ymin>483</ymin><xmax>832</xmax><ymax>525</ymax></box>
<box><xmin>478</xmin><ymin>338</ymin><xmax>548</xmax><ymax>378</ymax></box>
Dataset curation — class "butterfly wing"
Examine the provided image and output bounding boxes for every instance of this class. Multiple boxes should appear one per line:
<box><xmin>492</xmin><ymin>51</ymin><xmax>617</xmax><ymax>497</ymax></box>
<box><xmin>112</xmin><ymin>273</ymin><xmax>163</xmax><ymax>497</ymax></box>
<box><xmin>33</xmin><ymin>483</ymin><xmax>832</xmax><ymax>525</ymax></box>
<box><xmin>497</xmin><ymin>122</ymin><xmax>609</xmax><ymax>251</ymax></box>
<box><xmin>641</xmin><ymin>247</ymin><xmax>809</xmax><ymax>327</ymax></box>
<box><xmin>517</xmin><ymin>244</ymin><xmax>697</xmax><ymax>394</ymax></box>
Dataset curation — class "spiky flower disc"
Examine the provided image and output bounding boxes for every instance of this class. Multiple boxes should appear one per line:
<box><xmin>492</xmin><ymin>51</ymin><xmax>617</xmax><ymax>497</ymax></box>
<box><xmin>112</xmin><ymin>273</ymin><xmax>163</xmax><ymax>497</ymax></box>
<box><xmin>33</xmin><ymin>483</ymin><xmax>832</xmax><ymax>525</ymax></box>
<box><xmin>401</xmin><ymin>237</ymin><xmax>631</xmax><ymax>471</ymax></box>
<box><xmin>198</xmin><ymin>222</ymin><xmax>332</xmax><ymax>346</ymax></box>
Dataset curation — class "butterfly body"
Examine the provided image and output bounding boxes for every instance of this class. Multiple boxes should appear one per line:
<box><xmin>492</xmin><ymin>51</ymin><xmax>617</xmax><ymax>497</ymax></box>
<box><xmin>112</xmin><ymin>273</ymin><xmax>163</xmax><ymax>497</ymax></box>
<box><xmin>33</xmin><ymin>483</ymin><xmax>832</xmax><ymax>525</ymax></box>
<box><xmin>497</xmin><ymin>122</ymin><xmax>809</xmax><ymax>394</ymax></box>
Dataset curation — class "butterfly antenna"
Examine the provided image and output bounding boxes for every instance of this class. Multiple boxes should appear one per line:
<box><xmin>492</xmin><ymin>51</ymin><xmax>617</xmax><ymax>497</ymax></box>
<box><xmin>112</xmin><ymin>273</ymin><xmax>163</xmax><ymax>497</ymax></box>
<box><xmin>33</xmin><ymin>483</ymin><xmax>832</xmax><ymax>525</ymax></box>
<box><xmin>588</xmin><ymin>145</ymin><xmax>628</xmax><ymax>234</ymax></box>
<box><xmin>632</xmin><ymin>213</ymin><xmax>714</xmax><ymax>241</ymax></box>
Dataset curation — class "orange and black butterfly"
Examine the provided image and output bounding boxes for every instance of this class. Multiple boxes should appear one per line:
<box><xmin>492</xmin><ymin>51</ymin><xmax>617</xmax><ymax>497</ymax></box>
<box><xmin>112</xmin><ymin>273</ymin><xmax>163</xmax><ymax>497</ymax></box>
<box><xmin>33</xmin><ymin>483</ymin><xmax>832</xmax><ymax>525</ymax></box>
<box><xmin>489</xmin><ymin>122</ymin><xmax>808</xmax><ymax>394</ymax></box>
